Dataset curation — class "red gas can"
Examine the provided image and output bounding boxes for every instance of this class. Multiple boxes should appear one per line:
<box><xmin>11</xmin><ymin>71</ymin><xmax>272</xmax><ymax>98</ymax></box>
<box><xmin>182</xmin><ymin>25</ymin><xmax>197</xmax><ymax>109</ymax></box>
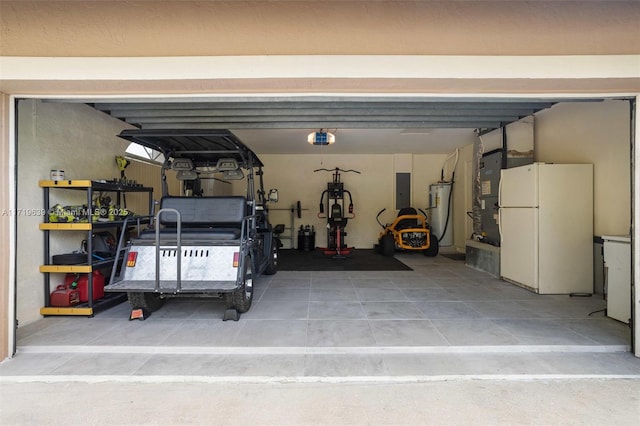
<box><xmin>50</xmin><ymin>284</ymin><xmax>80</xmax><ymax>307</ymax></box>
<box><xmin>65</xmin><ymin>270</ymin><xmax>105</xmax><ymax>302</ymax></box>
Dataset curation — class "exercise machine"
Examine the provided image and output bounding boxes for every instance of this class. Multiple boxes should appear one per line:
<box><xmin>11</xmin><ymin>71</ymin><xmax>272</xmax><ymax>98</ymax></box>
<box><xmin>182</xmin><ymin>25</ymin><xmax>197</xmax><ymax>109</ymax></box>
<box><xmin>315</xmin><ymin>167</ymin><xmax>360</xmax><ymax>257</ymax></box>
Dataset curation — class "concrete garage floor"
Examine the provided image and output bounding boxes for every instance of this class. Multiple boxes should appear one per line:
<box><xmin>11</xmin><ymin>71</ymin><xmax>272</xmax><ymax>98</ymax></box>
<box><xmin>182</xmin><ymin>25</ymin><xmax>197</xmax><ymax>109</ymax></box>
<box><xmin>3</xmin><ymin>254</ymin><xmax>636</xmax><ymax>375</ymax></box>
<box><xmin>2</xmin><ymin>254</ymin><xmax>640</xmax><ymax>425</ymax></box>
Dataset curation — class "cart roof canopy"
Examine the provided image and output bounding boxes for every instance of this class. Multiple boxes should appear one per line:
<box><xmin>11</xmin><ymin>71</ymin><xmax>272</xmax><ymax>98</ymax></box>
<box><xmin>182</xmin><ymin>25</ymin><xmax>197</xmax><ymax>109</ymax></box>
<box><xmin>117</xmin><ymin>129</ymin><xmax>263</xmax><ymax>168</ymax></box>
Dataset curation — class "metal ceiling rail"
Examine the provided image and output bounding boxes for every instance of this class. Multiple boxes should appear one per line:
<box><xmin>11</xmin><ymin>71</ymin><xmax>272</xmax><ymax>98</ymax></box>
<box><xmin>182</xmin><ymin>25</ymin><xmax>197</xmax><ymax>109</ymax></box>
<box><xmin>136</xmin><ymin>121</ymin><xmax>505</xmax><ymax>129</ymax></box>
<box><xmin>75</xmin><ymin>97</ymin><xmax>609</xmax><ymax>131</ymax></box>
<box><xmin>127</xmin><ymin>115</ymin><xmax>520</xmax><ymax>124</ymax></box>
<box><xmin>102</xmin><ymin>107</ymin><xmax>544</xmax><ymax>118</ymax></box>
<box><xmin>88</xmin><ymin>100</ymin><xmax>555</xmax><ymax>130</ymax></box>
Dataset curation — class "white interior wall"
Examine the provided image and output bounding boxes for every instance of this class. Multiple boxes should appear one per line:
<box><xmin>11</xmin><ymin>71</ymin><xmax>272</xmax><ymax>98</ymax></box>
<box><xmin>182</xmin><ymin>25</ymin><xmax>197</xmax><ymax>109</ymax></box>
<box><xmin>15</xmin><ymin>100</ymin><xmax>163</xmax><ymax>326</ymax></box>
<box><xmin>250</xmin><ymin>151</ymin><xmax>476</xmax><ymax>251</ymax></box>
<box><xmin>124</xmin><ymin>161</ymin><xmax>182</xmax><ymax>209</ymax></box>
<box><xmin>534</xmin><ymin>100</ymin><xmax>631</xmax><ymax>236</ymax></box>
<box><xmin>231</xmin><ymin>153</ymin><xmax>456</xmax><ymax>250</ymax></box>
<box><xmin>250</xmin><ymin>154</ymin><xmax>392</xmax><ymax>249</ymax></box>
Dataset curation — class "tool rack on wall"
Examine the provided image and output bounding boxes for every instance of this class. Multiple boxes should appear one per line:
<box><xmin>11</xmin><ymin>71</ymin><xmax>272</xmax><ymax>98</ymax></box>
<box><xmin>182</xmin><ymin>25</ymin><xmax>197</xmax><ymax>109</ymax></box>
<box><xmin>39</xmin><ymin>180</ymin><xmax>153</xmax><ymax>316</ymax></box>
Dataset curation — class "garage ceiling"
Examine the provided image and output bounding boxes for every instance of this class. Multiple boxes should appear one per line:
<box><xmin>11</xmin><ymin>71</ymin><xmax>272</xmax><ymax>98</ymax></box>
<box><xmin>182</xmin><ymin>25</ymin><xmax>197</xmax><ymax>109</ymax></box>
<box><xmin>91</xmin><ymin>97</ymin><xmax>555</xmax><ymax>130</ymax></box>
<box><xmin>81</xmin><ymin>96</ymin><xmax>572</xmax><ymax>154</ymax></box>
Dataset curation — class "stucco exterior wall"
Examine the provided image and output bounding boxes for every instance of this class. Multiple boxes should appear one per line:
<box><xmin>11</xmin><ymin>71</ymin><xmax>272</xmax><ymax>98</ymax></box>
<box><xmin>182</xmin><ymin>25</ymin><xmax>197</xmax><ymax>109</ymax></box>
<box><xmin>0</xmin><ymin>93</ymin><xmax>11</xmax><ymax>359</ymax></box>
<box><xmin>2</xmin><ymin>1</ymin><xmax>639</xmax><ymax>56</ymax></box>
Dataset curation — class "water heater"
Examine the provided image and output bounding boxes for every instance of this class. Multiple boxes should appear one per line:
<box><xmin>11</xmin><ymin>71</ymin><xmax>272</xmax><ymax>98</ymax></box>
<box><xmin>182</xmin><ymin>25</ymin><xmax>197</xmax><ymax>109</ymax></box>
<box><xmin>429</xmin><ymin>183</ymin><xmax>453</xmax><ymax>246</ymax></box>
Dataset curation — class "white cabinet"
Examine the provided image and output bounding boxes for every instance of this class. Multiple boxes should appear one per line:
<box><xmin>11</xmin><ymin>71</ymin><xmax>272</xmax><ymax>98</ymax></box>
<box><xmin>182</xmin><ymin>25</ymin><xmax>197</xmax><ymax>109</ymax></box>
<box><xmin>602</xmin><ymin>235</ymin><xmax>631</xmax><ymax>324</ymax></box>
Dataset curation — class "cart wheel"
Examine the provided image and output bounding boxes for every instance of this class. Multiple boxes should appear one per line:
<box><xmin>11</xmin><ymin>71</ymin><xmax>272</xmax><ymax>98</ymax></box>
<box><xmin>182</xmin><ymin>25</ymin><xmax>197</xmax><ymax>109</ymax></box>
<box><xmin>423</xmin><ymin>233</ymin><xmax>439</xmax><ymax>257</ymax></box>
<box><xmin>382</xmin><ymin>233</ymin><xmax>395</xmax><ymax>257</ymax></box>
<box><xmin>264</xmin><ymin>238</ymin><xmax>279</xmax><ymax>275</ymax></box>
<box><xmin>127</xmin><ymin>292</ymin><xmax>165</xmax><ymax>312</ymax></box>
<box><xmin>225</xmin><ymin>256</ymin><xmax>253</xmax><ymax>313</ymax></box>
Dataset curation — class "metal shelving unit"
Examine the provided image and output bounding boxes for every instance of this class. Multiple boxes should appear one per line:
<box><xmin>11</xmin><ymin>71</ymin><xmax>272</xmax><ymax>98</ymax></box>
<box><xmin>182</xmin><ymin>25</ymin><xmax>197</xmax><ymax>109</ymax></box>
<box><xmin>39</xmin><ymin>180</ymin><xmax>153</xmax><ymax>316</ymax></box>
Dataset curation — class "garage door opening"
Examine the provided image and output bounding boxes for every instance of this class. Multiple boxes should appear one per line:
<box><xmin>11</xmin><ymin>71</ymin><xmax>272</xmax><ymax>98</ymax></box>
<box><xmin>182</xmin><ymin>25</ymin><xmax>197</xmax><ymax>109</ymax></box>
<box><xmin>6</xmin><ymin>95</ymin><xmax>636</xmax><ymax>373</ymax></box>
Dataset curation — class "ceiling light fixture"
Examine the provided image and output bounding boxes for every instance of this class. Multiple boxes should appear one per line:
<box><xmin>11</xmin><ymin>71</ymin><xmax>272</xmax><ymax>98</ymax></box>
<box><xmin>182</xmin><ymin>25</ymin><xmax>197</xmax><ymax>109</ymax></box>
<box><xmin>308</xmin><ymin>130</ymin><xmax>335</xmax><ymax>146</ymax></box>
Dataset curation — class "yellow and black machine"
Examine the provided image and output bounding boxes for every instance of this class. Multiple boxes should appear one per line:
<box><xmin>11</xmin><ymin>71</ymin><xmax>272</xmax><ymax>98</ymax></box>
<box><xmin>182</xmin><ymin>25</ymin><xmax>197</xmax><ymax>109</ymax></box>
<box><xmin>375</xmin><ymin>207</ymin><xmax>439</xmax><ymax>257</ymax></box>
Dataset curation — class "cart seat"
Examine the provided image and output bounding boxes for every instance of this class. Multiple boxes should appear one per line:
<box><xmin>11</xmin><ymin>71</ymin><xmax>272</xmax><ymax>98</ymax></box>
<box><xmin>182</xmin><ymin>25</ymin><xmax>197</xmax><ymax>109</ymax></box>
<box><xmin>139</xmin><ymin>196</ymin><xmax>247</xmax><ymax>241</ymax></box>
<box><xmin>396</xmin><ymin>207</ymin><xmax>419</xmax><ymax>230</ymax></box>
<box><xmin>328</xmin><ymin>203</ymin><xmax>348</xmax><ymax>227</ymax></box>
<box><xmin>137</xmin><ymin>227</ymin><xmax>241</xmax><ymax>241</ymax></box>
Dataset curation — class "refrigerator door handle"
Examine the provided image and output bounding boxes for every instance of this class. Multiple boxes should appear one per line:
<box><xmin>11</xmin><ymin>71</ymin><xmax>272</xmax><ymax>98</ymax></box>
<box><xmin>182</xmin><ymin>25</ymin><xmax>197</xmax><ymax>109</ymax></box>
<box><xmin>498</xmin><ymin>173</ymin><xmax>503</xmax><ymax>208</ymax></box>
<box><xmin>497</xmin><ymin>171</ymin><xmax>503</xmax><ymax>243</ymax></box>
<box><xmin>498</xmin><ymin>207</ymin><xmax>502</xmax><ymax>243</ymax></box>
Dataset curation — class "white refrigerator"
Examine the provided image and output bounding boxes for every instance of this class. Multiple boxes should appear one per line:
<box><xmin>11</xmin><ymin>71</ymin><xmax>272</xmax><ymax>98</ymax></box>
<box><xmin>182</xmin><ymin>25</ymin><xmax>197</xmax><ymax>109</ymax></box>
<box><xmin>499</xmin><ymin>163</ymin><xmax>593</xmax><ymax>294</ymax></box>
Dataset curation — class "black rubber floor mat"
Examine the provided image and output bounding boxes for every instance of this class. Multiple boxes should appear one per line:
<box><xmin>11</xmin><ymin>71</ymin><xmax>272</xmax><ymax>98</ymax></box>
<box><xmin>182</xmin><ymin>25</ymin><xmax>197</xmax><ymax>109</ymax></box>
<box><xmin>278</xmin><ymin>249</ymin><xmax>412</xmax><ymax>271</ymax></box>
